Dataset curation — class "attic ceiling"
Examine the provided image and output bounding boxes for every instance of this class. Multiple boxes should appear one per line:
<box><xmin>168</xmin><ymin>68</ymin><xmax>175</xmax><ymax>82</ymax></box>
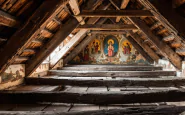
<box><xmin>0</xmin><ymin>0</ymin><xmax>185</xmax><ymax>76</ymax></box>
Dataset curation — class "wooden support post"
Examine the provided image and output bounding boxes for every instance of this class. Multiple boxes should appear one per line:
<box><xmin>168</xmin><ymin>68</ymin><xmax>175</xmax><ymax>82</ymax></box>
<box><xmin>1</xmin><ymin>89</ymin><xmax>185</xmax><ymax>104</ymax></box>
<box><xmin>77</xmin><ymin>24</ymin><xmax>137</xmax><ymax>30</ymax></box>
<box><xmin>48</xmin><ymin>70</ymin><xmax>176</xmax><ymax>77</ymax></box>
<box><xmin>126</xmin><ymin>35</ymin><xmax>154</xmax><ymax>63</ymax></box>
<box><xmin>0</xmin><ymin>10</ymin><xmax>19</xmax><ymax>27</ymax></box>
<box><xmin>25</xmin><ymin>77</ymin><xmax>185</xmax><ymax>87</ymax></box>
<box><xmin>77</xmin><ymin>10</ymin><xmax>153</xmax><ymax>17</ymax></box>
<box><xmin>0</xmin><ymin>0</ymin><xmax>70</xmax><ymax>75</ymax></box>
<box><xmin>130</xmin><ymin>17</ymin><xmax>182</xmax><ymax>69</ymax></box>
<box><xmin>25</xmin><ymin>17</ymin><xmax>79</xmax><ymax>76</ymax></box>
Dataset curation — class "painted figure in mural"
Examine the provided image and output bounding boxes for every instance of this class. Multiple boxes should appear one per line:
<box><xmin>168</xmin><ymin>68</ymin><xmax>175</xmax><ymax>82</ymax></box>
<box><xmin>95</xmin><ymin>42</ymin><xmax>99</xmax><ymax>53</ymax></box>
<box><xmin>126</xmin><ymin>43</ymin><xmax>131</xmax><ymax>54</ymax></box>
<box><xmin>91</xmin><ymin>42</ymin><xmax>95</xmax><ymax>54</ymax></box>
<box><xmin>84</xmin><ymin>45</ymin><xmax>89</xmax><ymax>61</ymax></box>
<box><xmin>108</xmin><ymin>40</ymin><xmax>114</xmax><ymax>57</ymax></box>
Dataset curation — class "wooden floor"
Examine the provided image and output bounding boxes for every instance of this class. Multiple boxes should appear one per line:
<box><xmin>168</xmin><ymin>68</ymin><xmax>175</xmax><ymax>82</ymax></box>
<box><xmin>1</xmin><ymin>65</ymin><xmax>185</xmax><ymax>114</ymax></box>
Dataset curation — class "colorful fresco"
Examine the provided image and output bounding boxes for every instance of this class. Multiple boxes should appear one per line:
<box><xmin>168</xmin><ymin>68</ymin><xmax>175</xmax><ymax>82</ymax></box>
<box><xmin>0</xmin><ymin>65</ymin><xmax>25</xmax><ymax>84</ymax></box>
<box><xmin>70</xmin><ymin>35</ymin><xmax>149</xmax><ymax>65</ymax></box>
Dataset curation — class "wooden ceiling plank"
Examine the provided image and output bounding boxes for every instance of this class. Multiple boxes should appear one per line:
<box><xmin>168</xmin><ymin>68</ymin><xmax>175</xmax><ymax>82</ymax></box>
<box><xmin>77</xmin><ymin>24</ymin><xmax>138</xmax><ymax>30</ymax></box>
<box><xmin>0</xmin><ymin>0</ymin><xmax>70</xmax><ymax>75</ymax></box>
<box><xmin>0</xmin><ymin>10</ymin><xmax>19</xmax><ymax>27</ymax></box>
<box><xmin>77</xmin><ymin>10</ymin><xmax>153</xmax><ymax>17</ymax></box>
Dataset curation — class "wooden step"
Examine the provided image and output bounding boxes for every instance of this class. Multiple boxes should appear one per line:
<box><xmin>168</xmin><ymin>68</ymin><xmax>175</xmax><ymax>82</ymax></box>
<box><xmin>1</xmin><ymin>106</ymin><xmax>185</xmax><ymax>115</ymax></box>
<box><xmin>1</xmin><ymin>89</ymin><xmax>185</xmax><ymax>104</ymax></box>
<box><xmin>60</xmin><ymin>66</ymin><xmax>162</xmax><ymax>71</ymax></box>
<box><xmin>25</xmin><ymin>77</ymin><xmax>185</xmax><ymax>87</ymax></box>
<box><xmin>48</xmin><ymin>70</ymin><xmax>176</xmax><ymax>77</ymax></box>
<box><xmin>66</xmin><ymin>65</ymin><xmax>153</xmax><ymax>67</ymax></box>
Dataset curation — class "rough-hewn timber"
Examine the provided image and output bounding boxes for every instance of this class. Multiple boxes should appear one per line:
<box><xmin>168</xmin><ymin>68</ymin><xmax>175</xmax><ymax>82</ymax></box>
<box><xmin>26</xmin><ymin>77</ymin><xmax>185</xmax><ymax>87</ymax></box>
<box><xmin>48</xmin><ymin>70</ymin><xmax>176</xmax><ymax>77</ymax></box>
<box><xmin>0</xmin><ymin>106</ymin><xmax>185</xmax><ymax>115</ymax></box>
<box><xmin>1</xmin><ymin>89</ymin><xmax>185</xmax><ymax>104</ymax></box>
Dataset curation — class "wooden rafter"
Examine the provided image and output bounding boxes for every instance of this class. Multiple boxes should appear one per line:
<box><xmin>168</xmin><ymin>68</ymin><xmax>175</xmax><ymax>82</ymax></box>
<box><xmin>25</xmin><ymin>17</ymin><xmax>79</xmax><ymax>76</ymax></box>
<box><xmin>25</xmin><ymin>0</ymin><xmax>109</xmax><ymax>76</ymax></box>
<box><xmin>109</xmin><ymin>0</ymin><xmax>182</xmax><ymax>69</ymax></box>
<box><xmin>126</xmin><ymin>35</ymin><xmax>154</xmax><ymax>63</ymax></box>
<box><xmin>77</xmin><ymin>24</ymin><xmax>137</xmax><ymax>30</ymax></box>
<box><xmin>138</xmin><ymin>0</ymin><xmax>185</xmax><ymax>42</ymax></box>
<box><xmin>0</xmin><ymin>10</ymin><xmax>19</xmax><ymax>27</ymax></box>
<box><xmin>0</xmin><ymin>0</ymin><xmax>70</xmax><ymax>75</ymax></box>
<box><xmin>130</xmin><ymin>17</ymin><xmax>182</xmax><ymax>69</ymax></box>
<box><xmin>77</xmin><ymin>10</ymin><xmax>153</xmax><ymax>17</ymax></box>
<box><xmin>50</xmin><ymin>3</ymin><xmax>111</xmax><ymax>68</ymax></box>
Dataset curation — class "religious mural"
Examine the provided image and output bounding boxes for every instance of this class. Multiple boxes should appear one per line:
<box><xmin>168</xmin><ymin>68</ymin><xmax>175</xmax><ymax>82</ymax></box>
<box><xmin>70</xmin><ymin>35</ymin><xmax>149</xmax><ymax>65</ymax></box>
<box><xmin>104</xmin><ymin>35</ymin><xmax>118</xmax><ymax>57</ymax></box>
<box><xmin>0</xmin><ymin>65</ymin><xmax>25</xmax><ymax>84</ymax></box>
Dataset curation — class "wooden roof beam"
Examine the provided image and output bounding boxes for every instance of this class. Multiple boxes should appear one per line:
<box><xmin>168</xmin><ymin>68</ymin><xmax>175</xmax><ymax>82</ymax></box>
<box><xmin>77</xmin><ymin>24</ymin><xmax>138</xmax><ymax>30</ymax></box>
<box><xmin>69</xmin><ymin>0</ymin><xmax>85</xmax><ymax>25</ymax></box>
<box><xmin>0</xmin><ymin>10</ymin><xmax>19</xmax><ymax>28</ymax></box>
<box><xmin>0</xmin><ymin>0</ymin><xmax>70</xmax><ymax>75</ymax></box>
<box><xmin>91</xmin><ymin>30</ymin><xmax>127</xmax><ymax>34</ymax></box>
<box><xmin>77</xmin><ymin>10</ymin><xmax>153</xmax><ymax>17</ymax></box>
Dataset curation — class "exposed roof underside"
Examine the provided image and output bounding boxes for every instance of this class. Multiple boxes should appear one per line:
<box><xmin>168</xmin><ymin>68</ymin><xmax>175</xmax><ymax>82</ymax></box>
<box><xmin>0</xmin><ymin>0</ymin><xmax>185</xmax><ymax>76</ymax></box>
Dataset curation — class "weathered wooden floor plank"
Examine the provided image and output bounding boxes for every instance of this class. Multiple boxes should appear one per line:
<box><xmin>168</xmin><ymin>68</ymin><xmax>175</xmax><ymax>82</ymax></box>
<box><xmin>60</xmin><ymin>66</ymin><xmax>162</xmax><ymax>71</ymax></box>
<box><xmin>0</xmin><ymin>106</ymin><xmax>185</xmax><ymax>115</ymax></box>
<box><xmin>48</xmin><ymin>70</ymin><xmax>176</xmax><ymax>77</ymax></box>
<box><xmin>26</xmin><ymin>77</ymin><xmax>185</xmax><ymax>87</ymax></box>
<box><xmin>1</xmin><ymin>89</ymin><xmax>185</xmax><ymax>104</ymax></box>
